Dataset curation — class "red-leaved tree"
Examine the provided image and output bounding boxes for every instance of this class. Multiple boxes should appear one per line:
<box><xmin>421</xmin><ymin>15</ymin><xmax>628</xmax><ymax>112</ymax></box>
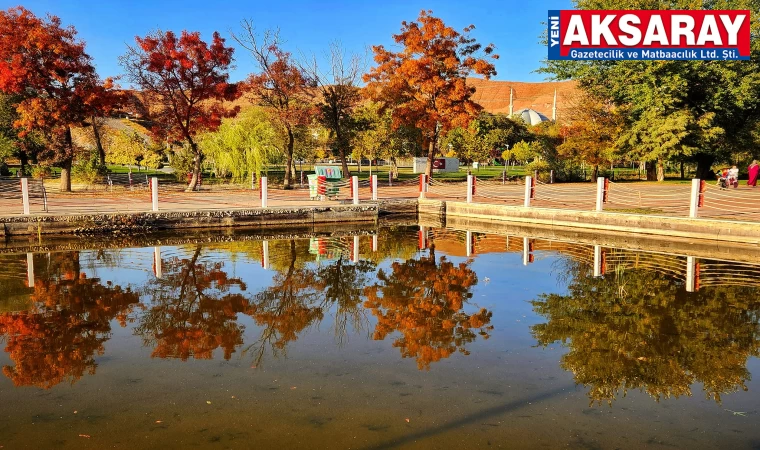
<box><xmin>0</xmin><ymin>7</ymin><xmax>103</xmax><ymax>191</ymax></box>
<box><xmin>364</xmin><ymin>10</ymin><xmax>498</xmax><ymax>179</ymax></box>
<box><xmin>120</xmin><ymin>30</ymin><xmax>239</xmax><ymax>191</ymax></box>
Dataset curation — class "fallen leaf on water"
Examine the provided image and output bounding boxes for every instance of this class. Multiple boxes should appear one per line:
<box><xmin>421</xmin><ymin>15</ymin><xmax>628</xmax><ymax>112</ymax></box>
<box><xmin>404</xmin><ymin>418</ymin><xmax>410</xmax><ymax>423</ymax></box>
<box><xmin>206</xmin><ymin>401</ymin><xmax>212</xmax><ymax>405</ymax></box>
<box><xmin>155</xmin><ymin>420</ymin><xmax>162</xmax><ymax>424</ymax></box>
<box><xmin>78</xmin><ymin>434</ymin><xmax>91</xmax><ymax>438</ymax></box>
<box><xmin>231</xmin><ymin>396</ymin><xmax>236</xmax><ymax>399</ymax></box>
<box><xmin>290</xmin><ymin>387</ymin><xmax>297</xmax><ymax>390</ymax></box>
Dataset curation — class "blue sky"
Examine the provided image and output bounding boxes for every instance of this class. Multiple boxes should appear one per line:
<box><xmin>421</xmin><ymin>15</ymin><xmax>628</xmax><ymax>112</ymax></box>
<box><xmin>16</xmin><ymin>0</ymin><xmax>573</xmax><ymax>83</ymax></box>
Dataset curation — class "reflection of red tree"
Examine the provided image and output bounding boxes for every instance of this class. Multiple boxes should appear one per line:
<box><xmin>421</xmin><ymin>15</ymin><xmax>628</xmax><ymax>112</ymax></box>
<box><xmin>364</xmin><ymin>245</ymin><xmax>492</xmax><ymax>370</ymax></box>
<box><xmin>137</xmin><ymin>247</ymin><xmax>249</xmax><ymax>361</ymax></box>
<box><xmin>0</xmin><ymin>261</ymin><xmax>140</xmax><ymax>389</ymax></box>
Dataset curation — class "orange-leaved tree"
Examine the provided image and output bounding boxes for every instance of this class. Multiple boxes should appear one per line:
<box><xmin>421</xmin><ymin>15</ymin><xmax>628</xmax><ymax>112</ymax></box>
<box><xmin>363</xmin><ymin>10</ymin><xmax>498</xmax><ymax>179</ymax></box>
<box><xmin>0</xmin><ymin>7</ymin><xmax>106</xmax><ymax>191</ymax></box>
<box><xmin>233</xmin><ymin>25</ymin><xmax>314</xmax><ymax>188</ymax></box>
<box><xmin>120</xmin><ymin>30</ymin><xmax>239</xmax><ymax>191</ymax></box>
<box><xmin>363</xmin><ymin>244</ymin><xmax>493</xmax><ymax>370</ymax></box>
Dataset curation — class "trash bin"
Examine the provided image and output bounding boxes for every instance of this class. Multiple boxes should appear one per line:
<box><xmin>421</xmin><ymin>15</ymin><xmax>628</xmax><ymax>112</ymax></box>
<box><xmin>313</xmin><ymin>166</ymin><xmax>343</xmax><ymax>199</ymax></box>
<box><xmin>307</xmin><ymin>174</ymin><xmax>320</xmax><ymax>200</ymax></box>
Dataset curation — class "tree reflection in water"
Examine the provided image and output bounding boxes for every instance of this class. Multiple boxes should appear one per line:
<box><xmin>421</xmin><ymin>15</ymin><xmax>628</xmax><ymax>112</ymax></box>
<box><xmin>531</xmin><ymin>257</ymin><xmax>760</xmax><ymax>405</ymax></box>
<box><xmin>245</xmin><ymin>239</ymin><xmax>377</xmax><ymax>366</ymax></box>
<box><xmin>0</xmin><ymin>252</ymin><xmax>140</xmax><ymax>388</ymax></box>
<box><xmin>136</xmin><ymin>246</ymin><xmax>249</xmax><ymax>361</ymax></box>
<box><xmin>364</xmin><ymin>244</ymin><xmax>493</xmax><ymax>370</ymax></box>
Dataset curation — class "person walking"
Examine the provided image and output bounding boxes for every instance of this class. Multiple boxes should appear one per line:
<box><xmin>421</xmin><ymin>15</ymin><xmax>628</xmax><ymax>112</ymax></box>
<box><xmin>748</xmin><ymin>160</ymin><xmax>759</xmax><ymax>187</ymax></box>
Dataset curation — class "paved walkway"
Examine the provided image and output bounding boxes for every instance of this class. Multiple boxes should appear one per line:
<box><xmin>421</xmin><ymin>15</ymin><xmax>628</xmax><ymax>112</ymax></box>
<box><xmin>1</xmin><ymin>180</ymin><xmax>758</xmax><ymax>222</ymax></box>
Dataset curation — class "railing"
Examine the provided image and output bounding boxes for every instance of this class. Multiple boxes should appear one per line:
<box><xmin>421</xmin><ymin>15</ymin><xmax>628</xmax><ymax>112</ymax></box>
<box><xmin>1</xmin><ymin>172</ymin><xmax>758</xmax><ymax>224</ymax></box>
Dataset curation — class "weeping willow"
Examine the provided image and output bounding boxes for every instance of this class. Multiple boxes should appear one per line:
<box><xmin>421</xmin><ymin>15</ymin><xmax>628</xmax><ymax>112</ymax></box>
<box><xmin>200</xmin><ymin>107</ymin><xmax>284</xmax><ymax>182</ymax></box>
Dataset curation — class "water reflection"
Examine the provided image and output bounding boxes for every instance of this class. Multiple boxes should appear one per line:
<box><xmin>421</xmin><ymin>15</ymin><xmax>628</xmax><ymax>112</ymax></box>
<box><xmin>364</xmin><ymin>244</ymin><xmax>492</xmax><ymax>370</ymax></box>
<box><xmin>1</xmin><ymin>227</ymin><xmax>759</xmax><ymax>408</ymax></box>
<box><xmin>531</xmin><ymin>252</ymin><xmax>760</xmax><ymax>405</ymax></box>
<box><xmin>136</xmin><ymin>245</ymin><xmax>249</xmax><ymax>361</ymax></box>
<box><xmin>0</xmin><ymin>252</ymin><xmax>139</xmax><ymax>388</ymax></box>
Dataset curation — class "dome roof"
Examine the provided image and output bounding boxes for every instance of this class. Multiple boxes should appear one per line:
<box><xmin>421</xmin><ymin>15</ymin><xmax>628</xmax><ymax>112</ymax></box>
<box><xmin>512</xmin><ymin>108</ymin><xmax>550</xmax><ymax>126</ymax></box>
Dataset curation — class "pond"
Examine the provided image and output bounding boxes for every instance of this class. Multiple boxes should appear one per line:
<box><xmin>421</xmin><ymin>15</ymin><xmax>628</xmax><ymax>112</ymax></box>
<box><xmin>0</xmin><ymin>226</ymin><xmax>759</xmax><ymax>449</ymax></box>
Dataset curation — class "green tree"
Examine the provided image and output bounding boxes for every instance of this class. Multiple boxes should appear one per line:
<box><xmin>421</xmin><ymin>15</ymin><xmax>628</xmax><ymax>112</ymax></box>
<box><xmin>532</xmin><ymin>255</ymin><xmax>760</xmax><ymax>405</ymax></box>
<box><xmin>200</xmin><ymin>107</ymin><xmax>284</xmax><ymax>183</ymax></box>
<box><xmin>541</xmin><ymin>0</ymin><xmax>760</xmax><ymax>180</ymax></box>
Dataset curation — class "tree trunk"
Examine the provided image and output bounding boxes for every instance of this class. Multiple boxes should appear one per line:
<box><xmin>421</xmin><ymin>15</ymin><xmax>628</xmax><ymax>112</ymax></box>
<box><xmin>186</xmin><ymin>139</ymin><xmax>202</xmax><ymax>192</ymax></box>
<box><xmin>283</xmin><ymin>127</ymin><xmax>294</xmax><ymax>188</ymax></box>
<box><xmin>592</xmin><ymin>164</ymin><xmax>598</xmax><ymax>180</ymax></box>
<box><xmin>60</xmin><ymin>126</ymin><xmax>74</xmax><ymax>192</ymax></box>
<box><xmin>646</xmin><ymin>161</ymin><xmax>657</xmax><ymax>181</ymax></box>
<box><xmin>680</xmin><ymin>160</ymin><xmax>685</xmax><ymax>179</ymax></box>
<box><xmin>656</xmin><ymin>157</ymin><xmax>665</xmax><ymax>182</ymax></box>
<box><xmin>391</xmin><ymin>157</ymin><xmax>398</xmax><ymax>179</ymax></box>
<box><xmin>357</xmin><ymin>158</ymin><xmax>362</xmax><ymax>173</ymax></box>
<box><xmin>638</xmin><ymin>161</ymin><xmax>646</xmax><ymax>180</ymax></box>
<box><xmin>60</xmin><ymin>157</ymin><xmax>72</xmax><ymax>192</ymax></box>
<box><xmin>425</xmin><ymin>136</ymin><xmax>437</xmax><ymax>179</ymax></box>
<box><xmin>19</xmin><ymin>150</ymin><xmax>28</xmax><ymax>176</ymax></box>
<box><xmin>92</xmin><ymin>116</ymin><xmax>106</xmax><ymax>166</ymax></box>
<box><xmin>694</xmin><ymin>153</ymin><xmax>715</xmax><ymax>180</ymax></box>
<box><xmin>335</xmin><ymin>127</ymin><xmax>351</xmax><ymax>179</ymax></box>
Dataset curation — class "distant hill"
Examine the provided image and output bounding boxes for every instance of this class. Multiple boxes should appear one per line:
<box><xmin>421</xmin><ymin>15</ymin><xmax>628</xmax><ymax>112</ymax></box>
<box><xmin>466</xmin><ymin>78</ymin><xmax>579</xmax><ymax>120</ymax></box>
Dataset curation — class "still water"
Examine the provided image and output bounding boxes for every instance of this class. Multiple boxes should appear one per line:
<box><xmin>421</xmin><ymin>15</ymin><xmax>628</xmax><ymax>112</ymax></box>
<box><xmin>0</xmin><ymin>227</ymin><xmax>759</xmax><ymax>449</ymax></box>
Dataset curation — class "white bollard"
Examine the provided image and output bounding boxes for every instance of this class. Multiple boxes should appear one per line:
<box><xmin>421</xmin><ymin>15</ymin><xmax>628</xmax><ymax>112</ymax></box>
<box><xmin>522</xmin><ymin>237</ymin><xmax>530</xmax><ymax>266</ymax></box>
<box><xmin>371</xmin><ymin>174</ymin><xmax>378</xmax><ymax>201</ymax></box>
<box><xmin>151</xmin><ymin>177</ymin><xmax>159</xmax><ymax>212</ymax></box>
<box><xmin>262</xmin><ymin>240</ymin><xmax>270</xmax><ymax>269</ymax></box>
<box><xmin>372</xmin><ymin>234</ymin><xmax>378</xmax><ymax>252</ymax></box>
<box><xmin>595</xmin><ymin>177</ymin><xmax>605</xmax><ymax>212</ymax></box>
<box><xmin>353</xmin><ymin>235</ymin><xmax>360</xmax><ymax>263</ymax></box>
<box><xmin>686</xmin><ymin>256</ymin><xmax>697</xmax><ymax>292</ymax></box>
<box><xmin>20</xmin><ymin>178</ymin><xmax>30</xmax><ymax>215</ymax></box>
<box><xmin>261</xmin><ymin>176</ymin><xmax>268</xmax><ymax>208</ymax></box>
<box><xmin>26</xmin><ymin>253</ymin><xmax>34</xmax><ymax>287</ymax></box>
<box><xmin>689</xmin><ymin>178</ymin><xmax>700</xmax><ymax>218</ymax></box>
<box><xmin>154</xmin><ymin>246</ymin><xmax>162</xmax><ymax>278</ymax></box>
<box><xmin>466</xmin><ymin>230</ymin><xmax>473</xmax><ymax>257</ymax></box>
<box><xmin>419</xmin><ymin>226</ymin><xmax>427</xmax><ymax>250</ymax></box>
<box><xmin>523</xmin><ymin>176</ymin><xmax>532</xmax><ymax>207</ymax></box>
<box><xmin>389</xmin><ymin>171</ymin><xmax>392</xmax><ymax>187</ymax></box>
<box><xmin>466</xmin><ymin>175</ymin><xmax>474</xmax><ymax>203</ymax></box>
<box><xmin>352</xmin><ymin>176</ymin><xmax>359</xmax><ymax>205</ymax></box>
<box><xmin>593</xmin><ymin>245</ymin><xmax>602</xmax><ymax>277</ymax></box>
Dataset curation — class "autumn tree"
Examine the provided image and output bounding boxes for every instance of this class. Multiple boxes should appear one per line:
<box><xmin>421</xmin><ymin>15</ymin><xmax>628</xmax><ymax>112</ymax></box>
<box><xmin>0</xmin><ymin>7</ymin><xmax>105</xmax><ymax>191</ymax></box>
<box><xmin>558</xmin><ymin>93</ymin><xmax>623</xmax><ymax>180</ymax></box>
<box><xmin>301</xmin><ymin>42</ymin><xmax>365</xmax><ymax>177</ymax></box>
<box><xmin>364</xmin><ymin>10</ymin><xmax>498</xmax><ymax>179</ymax></box>
<box><xmin>233</xmin><ymin>25</ymin><xmax>313</xmax><ymax>188</ymax></box>
<box><xmin>364</xmin><ymin>244</ymin><xmax>493</xmax><ymax>370</ymax></box>
<box><xmin>120</xmin><ymin>30</ymin><xmax>239</xmax><ymax>191</ymax></box>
